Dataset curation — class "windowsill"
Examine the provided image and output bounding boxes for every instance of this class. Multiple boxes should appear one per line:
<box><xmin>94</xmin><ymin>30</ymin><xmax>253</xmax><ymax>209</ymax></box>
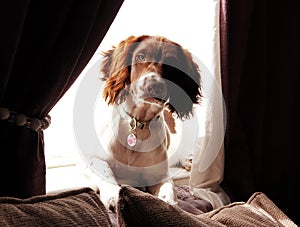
<box><xmin>46</xmin><ymin>164</ymin><xmax>98</xmax><ymax>194</ymax></box>
<box><xmin>46</xmin><ymin>164</ymin><xmax>191</xmax><ymax>195</ymax></box>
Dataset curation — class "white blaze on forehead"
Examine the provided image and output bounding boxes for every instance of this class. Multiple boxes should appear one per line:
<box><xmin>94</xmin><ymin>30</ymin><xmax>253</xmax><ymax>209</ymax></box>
<box><xmin>137</xmin><ymin>72</ymin><xmax>163</xmax><ymax>83</ymax></box>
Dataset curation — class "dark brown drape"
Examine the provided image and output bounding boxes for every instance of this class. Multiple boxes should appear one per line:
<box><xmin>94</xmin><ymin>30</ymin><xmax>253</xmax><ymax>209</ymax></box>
<box><xmin>0</xmin><ymin>0</ymin><xmax>123</xmax><ymax>198</ymax></box>
<box><xmin>220</xmin><ymin>0</ymin><xmax>300</xmax><ymax>224</ymax></box>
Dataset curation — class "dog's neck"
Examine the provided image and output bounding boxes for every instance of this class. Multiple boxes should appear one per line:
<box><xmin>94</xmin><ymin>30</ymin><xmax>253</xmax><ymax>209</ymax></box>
<box><xmin>113</xmin><ymin>95</ymin><xmax>167</xmax><ymax>149</ymax></box>
<box><xmin>118</xmin><ymin>104</ymin><xmax>161</xmax><ymax>130</ymax></box>
<box><xmin>121</xmin><ymin>95</ymin><xmax>164</xmax><ymax>122</ymax></box>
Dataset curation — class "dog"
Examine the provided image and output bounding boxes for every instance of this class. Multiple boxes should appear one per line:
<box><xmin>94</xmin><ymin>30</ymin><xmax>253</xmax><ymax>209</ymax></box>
<box><xmin>97</xmin><ymin>35</ymin><xmax>202</xmax><ymax>210</ymax></box>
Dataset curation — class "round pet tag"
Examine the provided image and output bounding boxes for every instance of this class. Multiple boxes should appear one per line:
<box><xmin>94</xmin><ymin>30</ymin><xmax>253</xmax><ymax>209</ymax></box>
<box><xmin>127</xmin><ymin>133</ymin><xmax>137</xmax><ymax>147</ymax></box>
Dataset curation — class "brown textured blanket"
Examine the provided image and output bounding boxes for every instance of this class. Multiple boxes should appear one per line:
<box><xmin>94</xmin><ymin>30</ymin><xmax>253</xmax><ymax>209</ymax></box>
<box><xmin>108</xmin><ymin>185</ymin><xmax>213</xmax><ymax>226</ymax></box>
<box><xmin>0</xmin><ymin>186</ymin><xmax>296</xmax><ymax>226</ymax></box>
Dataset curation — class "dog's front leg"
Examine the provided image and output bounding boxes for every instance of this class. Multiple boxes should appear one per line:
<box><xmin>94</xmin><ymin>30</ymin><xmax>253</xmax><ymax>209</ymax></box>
<box><xmin>148</xmin><ymin>179</ymin><xmax>178</xmax><ymax>205</ymax></box>
<box><xmin>90</xmin><ymin>158</ymin><xmax>120</xmax><ymax>210</ymax></box>
<box><xmin>98</xmin><ymin>178</ymin><xmax>120</xmax><ymax>210</ymax></box>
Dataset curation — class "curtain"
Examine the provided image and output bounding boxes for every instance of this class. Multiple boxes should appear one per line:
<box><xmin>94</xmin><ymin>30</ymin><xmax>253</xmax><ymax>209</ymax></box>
<box><xmin>220</xmin><ymin>0</ymin><xmax>300</xmax><ymax>224</ymax></box>
<box><xmin>189</xmin><ymin>0</ymin><xmax>230</xmax><ymax>209</ymax></box>
<box><xmin>0</xmin><ymin>0</ymin><xmax>123</xmax><ymax>198</ymax></box>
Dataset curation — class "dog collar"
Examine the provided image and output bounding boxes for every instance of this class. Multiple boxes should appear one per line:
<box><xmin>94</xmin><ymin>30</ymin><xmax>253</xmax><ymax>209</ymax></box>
<box><xmin>119</xmin><ymin>105</ymin><xmax>161</xmax><ymax>147</ymax></box>
<box><xmin>129</xmin><ymin>117</ymin><xmax>146</xmax><ymax>130</ymax></box>
<box><xmin>119</xmin><ymin>105</ymin><xmax>160</xmax><ymax>129</ymax></box>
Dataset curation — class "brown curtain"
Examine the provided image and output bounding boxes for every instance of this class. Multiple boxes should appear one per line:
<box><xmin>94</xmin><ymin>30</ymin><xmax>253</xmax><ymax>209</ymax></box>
<box><xmin>220</xmin><ymin>0</ymin><xmax>300</xmax><ymax>224</ymax></box>
<box><xmin>0</xmin><ymin>0</ymin><xmax>124</xmax><ymax>198</ymax></box>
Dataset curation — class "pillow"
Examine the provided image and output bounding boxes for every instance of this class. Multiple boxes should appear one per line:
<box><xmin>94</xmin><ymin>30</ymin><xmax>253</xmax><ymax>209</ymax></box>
<box><xmin>202</xmin><ymin>192</ymin><xmax>297</xmax><ymax>226</ymax></box>
<box><xmin>117</xmin><ymin>185</ymin><xmax>297</xmax><ymax>227</ymax></box>
<box><xmin>247</xmin><ymin>192</ymin><xmax>297</xmax><ymax>226</ymax></box>
<box><xmin>0</xmin><ymin>187</ymin><xmax>112</xmax><ymax>226</ymax></box>
<box><xmin>117</xmin><ymin>185</ymin><xmax>224</xmax><ymax>227</ymax></box>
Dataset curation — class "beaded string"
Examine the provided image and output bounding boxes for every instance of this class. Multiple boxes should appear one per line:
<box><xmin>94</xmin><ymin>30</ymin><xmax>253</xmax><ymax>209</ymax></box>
<box><xmin>0</xmin><ymin>107</ymin><xmax>51</xmax><ymax>131</ymax></box>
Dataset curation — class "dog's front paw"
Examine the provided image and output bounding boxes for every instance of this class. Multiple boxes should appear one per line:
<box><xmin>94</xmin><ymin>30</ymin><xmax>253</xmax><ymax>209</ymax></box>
<box><xmin>98</xmin><ymin>181</ymin><xmax>120</xmax><ymax>211</ymax></box>
<box><xmin>102</xmin><ymin>194</ymin><xmax>118</xmax><ymax>211</ymax></box>
<box><xmin>157</xmin><ymin>182</ymin><xmax>178</xmax><ymax>206</ymax></box>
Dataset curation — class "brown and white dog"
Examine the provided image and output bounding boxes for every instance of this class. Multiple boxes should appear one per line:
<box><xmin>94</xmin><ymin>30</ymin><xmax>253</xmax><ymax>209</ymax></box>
<box><xmin>97</xmin><ymin>35</ymin><xmax>201</xmax><ymax>209</ymax></box>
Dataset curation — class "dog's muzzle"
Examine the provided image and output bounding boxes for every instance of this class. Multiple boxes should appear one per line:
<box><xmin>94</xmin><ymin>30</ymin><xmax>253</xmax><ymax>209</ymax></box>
<box><xmin>136</xmin><ymin>73</ymin><xmax>168</xmax><ymax>101</ymax></box>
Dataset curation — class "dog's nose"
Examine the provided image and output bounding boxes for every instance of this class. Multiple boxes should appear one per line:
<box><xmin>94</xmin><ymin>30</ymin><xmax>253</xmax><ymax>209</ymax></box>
<box><xmin>145</xmin><ymin>80</ymin><xmax>164</xmax><ymax>96</ymax></box>
<box><xmin>142</xmin><ymin>74</ymin><xmax>166</xmax><ymax>97</ymax></box>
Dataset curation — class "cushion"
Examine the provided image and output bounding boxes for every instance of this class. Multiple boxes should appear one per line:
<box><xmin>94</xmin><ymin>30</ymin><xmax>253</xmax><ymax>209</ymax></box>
<box><xmin>0</xmin><ymin>187</ymin><xmax>112</xmax><ymax>226</ymax></box>
<box><xmin>117</xmin><ymin>185</ymin><xmax>224</xmax><ymax>227</ymax></box>
<box><xmin>108</xmin><ymin>185</ymin><xmax>213</xmax><ymax>225</ymax></box>
<box><xmin>117</xmin><ymin>185</ymin><xmax>297</xmax><ymax>227</ymax></box>
<box><xmin>202</xmin><ymin>192</ymin><xmax>297</xmax><ymax>226</ymax></box>
<box><xmin>247</xmin><ymin>192</ymin><xmax>297</xmax><ymax>226</ymax></box>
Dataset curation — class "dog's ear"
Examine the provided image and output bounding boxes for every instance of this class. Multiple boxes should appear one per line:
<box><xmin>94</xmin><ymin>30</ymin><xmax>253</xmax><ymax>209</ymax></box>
<box><xmin>101</xmin><ymin>36</ymin><xmax>146</xmax><ymax>104</ymax></box>
<box><xmin>165</xmin><ymin>47</ymin><xmax>202</xmax><ymax>119</ymax></box>
<box><xmin>163</xmin><ymin>109</ymin><xmax>176</xmax><ymax>134</ymax></box>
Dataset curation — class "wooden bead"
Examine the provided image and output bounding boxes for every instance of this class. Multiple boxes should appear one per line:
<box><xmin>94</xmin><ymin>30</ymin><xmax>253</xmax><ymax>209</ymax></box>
<box><xmin>15</xmin><ymin>113</ymin><xmax>27</xmax><ymax>126</ymax></box>
<box><xmin>0</xmin><ymin>107</ymin><xmax>10</xmax><ymax>120</ymax></box>
<box><xmin>41</xmin><ymin>114</ymin><xmax>51</xmax><ymax>130</ymax></box>
<box><xmin>30</xmin><ymin>118</ymin><xmax>42</xmax><ymax>131</ymax></box>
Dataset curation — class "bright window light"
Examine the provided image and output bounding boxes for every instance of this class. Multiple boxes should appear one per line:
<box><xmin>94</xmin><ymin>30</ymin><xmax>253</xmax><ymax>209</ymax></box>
<box><xmin>44</xmin><ymin>0</ymin><xmax>220</xmax><ymax>177</ymax></box>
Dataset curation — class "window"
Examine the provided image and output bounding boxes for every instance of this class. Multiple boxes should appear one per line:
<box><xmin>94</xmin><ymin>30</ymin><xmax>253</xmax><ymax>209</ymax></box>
<box><xmin>44</xmin><ymin>0</ymin><xmax>222</xmax><ymax>193</ymax></box>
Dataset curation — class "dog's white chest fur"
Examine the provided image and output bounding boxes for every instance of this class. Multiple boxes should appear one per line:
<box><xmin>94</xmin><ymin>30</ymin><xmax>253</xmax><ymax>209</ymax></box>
<box><xmin>111</xmin><ymin>107</ymin><xmax>168</xmax><ymax>153</ymax></box>
<box><xmin>100</xmin><ymin>106</ymin><xmax>170</xmax><ymax>186</ymax></box>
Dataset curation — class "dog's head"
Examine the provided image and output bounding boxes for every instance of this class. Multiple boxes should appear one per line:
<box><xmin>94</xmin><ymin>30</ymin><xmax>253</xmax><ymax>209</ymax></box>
<box><xmin>101</xmin><ymin>35</ymin><xmax>202</xmax><ymax>119</ymax></box>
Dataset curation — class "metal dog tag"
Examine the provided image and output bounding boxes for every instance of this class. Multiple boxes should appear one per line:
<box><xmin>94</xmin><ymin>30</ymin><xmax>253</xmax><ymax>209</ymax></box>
<box><xmin>127</xmin><ymin>133</ymin><xmax>137</xmax><ymax>147</ymax></box>
<box><xmin>127</xmin><ymin>117</ymin><xmax>137</xmax><ymax>147</ymax></box>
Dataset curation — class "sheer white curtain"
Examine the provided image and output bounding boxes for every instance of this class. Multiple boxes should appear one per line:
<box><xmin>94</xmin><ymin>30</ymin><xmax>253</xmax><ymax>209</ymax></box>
<box><xmin>188</xmin><ymin>0</ymin><xmax>230</xmax><ymax>208</ymax></box>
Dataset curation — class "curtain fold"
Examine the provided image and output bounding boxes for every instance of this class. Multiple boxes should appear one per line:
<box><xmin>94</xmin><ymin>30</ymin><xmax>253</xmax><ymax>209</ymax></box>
<box><xmin>0</xmin><ymin>0</ymin><xmax>123</xmax><ymax>198</ymax></box>
<box><xmin>220</xmin><ymin>0</ymin><xmax>256</xmax><ymax>201</ymax></box>
<box><xmin>220</xmin><ymin>0</ymin><xmax>300</xmax><ymax>224</ymax></box>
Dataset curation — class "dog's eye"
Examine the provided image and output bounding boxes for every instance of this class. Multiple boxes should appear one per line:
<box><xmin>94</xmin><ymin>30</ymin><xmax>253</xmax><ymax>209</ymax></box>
<box><xmin>136</xmin><ymin>54</ymin><xmax>146</xmax><ymax>62</ymax></box>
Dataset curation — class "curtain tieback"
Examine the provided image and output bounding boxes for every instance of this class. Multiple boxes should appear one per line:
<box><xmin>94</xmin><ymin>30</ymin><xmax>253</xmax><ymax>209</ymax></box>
<box><xmin>0</xmin><ymin>107</ymin><xmax>51</xmax><ymax>131</ymax></box>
